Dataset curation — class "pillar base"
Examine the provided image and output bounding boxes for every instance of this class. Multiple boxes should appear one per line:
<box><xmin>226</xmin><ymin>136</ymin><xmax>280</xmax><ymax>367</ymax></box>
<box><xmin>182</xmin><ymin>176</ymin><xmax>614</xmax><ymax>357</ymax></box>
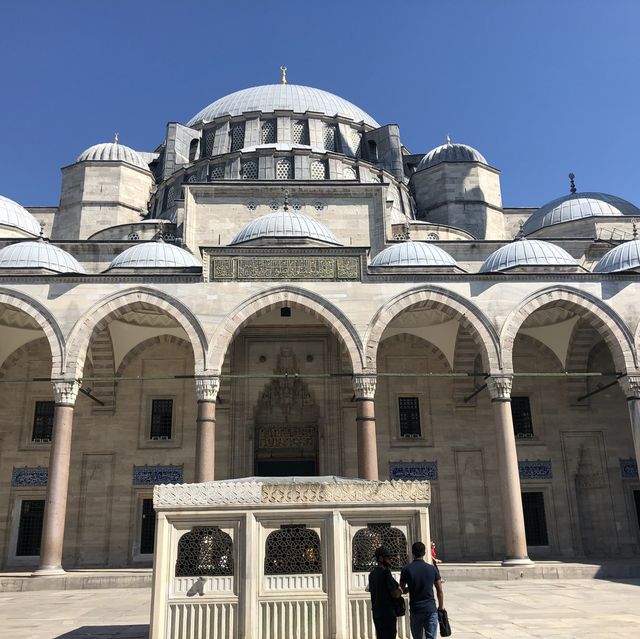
<box><xmin>31</xmin><ymin>566</ymin><xmax>66</xmax><ymax>577</ymax></box>
<box><xmin>501</xmin><ymin>557</ymin><xmax>534</xmax><ymax>567</ymax></box>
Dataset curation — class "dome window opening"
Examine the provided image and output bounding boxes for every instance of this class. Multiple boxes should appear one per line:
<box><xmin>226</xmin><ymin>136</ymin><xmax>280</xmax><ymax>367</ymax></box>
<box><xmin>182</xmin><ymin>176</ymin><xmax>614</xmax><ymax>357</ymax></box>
<box><xmin>349</xmin><ymin>129</ymin><xmax>362</xmax><ymax>157</ymax></box>
<box><xmin>230</xmin><ymin>123</ymin><xmax>245</xmax><ymax>152</ymax></box>
<box><xmin>367</xmin><ymin>140</ymin><xmax>378</xmax><ymax>162</ymax></box>
<box><xmin>323</xmin><ymin>124</ymin><xmax>338</xmax><ymax>152</ymax></box>
<box><xmin>210</xmin><ymin>164</ymin><xmax>225</xmax><ymax>180</ymax></box>
<box><xmin>280</xmin><ymin>306</ymin><xmax>292</xmax><ymax>317</ymax></box>
<box><xmin>204</xmin><ymin>129</ymin><xmax>216</xmax><ymax>157</ymax></box>
<box><xmin>188</xmin><ymin>139</ymin><xmax>199</xmax><ymax>162</ymax></box>
<box><xmin>241</xmin><ymin>160</ymin><xmax>258</xmax><ymax>180</ymax></box>
<box><xmin>165</xmin><ymin>186</ymin><xmax>178</xmax><ymax>209</ymax></box>
<box><xmin>276</xmin><ymin>157</ymin><xmax>294</xmax><ymax>180</ymax></box>
<box><xmin>261</xmin><ymin>120</ymin><xmax>277</xmax><ymax>144</ymax></box>
<box><xmin>292</xmin><ymin>120</ymin><xmax>308</xmax><ymax>145</ymax></box>
<box><xmin>343</xmin><ymin>166</ymin><xmax>357</xmax><ymax>180</ymax></box>
<box><xmin>310</xmin><ymin>160</ymin><xmax>328</xmax><ymax>180</ymax></box>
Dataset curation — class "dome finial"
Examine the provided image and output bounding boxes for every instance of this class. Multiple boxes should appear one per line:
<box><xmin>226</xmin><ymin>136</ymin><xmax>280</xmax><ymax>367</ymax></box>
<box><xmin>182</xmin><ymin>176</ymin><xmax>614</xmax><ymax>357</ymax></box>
<box><xmin>280</xmin><ymin>66</ymin><xmax>287</xmax><ymax>85</ymax></box>
<box><xmin>569</xmin><ymin>172</ymin><xmax>576</xmax><ymax>194</ymax></box>
<box><xmin>114</xmin><ymin>132</ymin><xmax>119</xmax><ymax>145</ymax></box>
<box><xmin>446</xmin><ymin>134</ymin><xmax>452</xmax><ymax>145</ymax></box>
<box><xmin>39</xmin><ymin>222</ymin><xmax>46</xmax><ymax>241</ymax></box>
<box><xmin>283</xmin><ymin>189</ymin><xmax>290</xmax><ymax>212</ymax></box>
<box><xmin>633</xmin><ymin>219</ymin><xmax>638</xmax><ymax>240</ymax></box>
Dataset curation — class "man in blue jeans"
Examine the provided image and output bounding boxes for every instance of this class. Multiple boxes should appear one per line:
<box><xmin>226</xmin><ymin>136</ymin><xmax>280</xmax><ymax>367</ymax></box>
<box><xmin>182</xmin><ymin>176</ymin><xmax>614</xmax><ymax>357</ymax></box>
<box><xmin>399</xmin><ymin>541</ymin><xmax>444</xmax><ymax>639</ymax></box>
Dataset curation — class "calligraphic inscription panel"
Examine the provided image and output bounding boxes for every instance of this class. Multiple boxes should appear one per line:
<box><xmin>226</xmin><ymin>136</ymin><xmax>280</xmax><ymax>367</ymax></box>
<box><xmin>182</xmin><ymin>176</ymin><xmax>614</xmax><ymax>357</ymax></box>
<box><xmin>258</xmin><ymin>425</ymin><xmax>316</xmax><ymax>449</ymax></box>
<box><xmin>210</xmin><ymin>256</ymin><xmax>360</xmax><ymax>281</ymax></box>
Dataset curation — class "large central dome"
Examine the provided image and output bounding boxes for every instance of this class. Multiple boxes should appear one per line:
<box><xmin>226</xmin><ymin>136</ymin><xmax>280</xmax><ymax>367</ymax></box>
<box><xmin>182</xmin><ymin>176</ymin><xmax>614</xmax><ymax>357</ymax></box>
<box><xmin>187</xmin><ymin>84</ymin><xmax>379</xmax><ymax>128</ymax></box>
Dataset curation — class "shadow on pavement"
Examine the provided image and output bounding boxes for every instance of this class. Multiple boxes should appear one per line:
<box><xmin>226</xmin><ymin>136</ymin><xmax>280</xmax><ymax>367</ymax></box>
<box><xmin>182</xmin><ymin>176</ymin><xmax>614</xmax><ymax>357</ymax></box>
<box><xmin>55</xmin><ymin>625</ymin><xmax>148</xmax><ymax>638</ymax></box>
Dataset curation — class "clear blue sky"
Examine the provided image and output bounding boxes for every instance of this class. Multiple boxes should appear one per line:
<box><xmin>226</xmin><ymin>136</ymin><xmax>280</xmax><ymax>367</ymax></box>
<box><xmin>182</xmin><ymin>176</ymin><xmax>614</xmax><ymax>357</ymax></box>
<box><xmin>1</xmin><ymin>0</ymin><xmax>639</xmax><ymax>208</ymax></box>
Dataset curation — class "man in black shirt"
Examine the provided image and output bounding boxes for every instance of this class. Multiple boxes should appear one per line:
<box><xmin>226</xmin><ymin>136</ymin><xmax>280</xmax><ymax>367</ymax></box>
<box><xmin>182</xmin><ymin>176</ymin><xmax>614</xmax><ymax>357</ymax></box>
<box><xmin>368</xmin><ymin>546</ymin><xmax>403</xmax><ymax>639</ymax></box>
<box><xmin>399</xmin><ymin>541</ymin><xmax>444</xmax><ymax>639</ymax></box>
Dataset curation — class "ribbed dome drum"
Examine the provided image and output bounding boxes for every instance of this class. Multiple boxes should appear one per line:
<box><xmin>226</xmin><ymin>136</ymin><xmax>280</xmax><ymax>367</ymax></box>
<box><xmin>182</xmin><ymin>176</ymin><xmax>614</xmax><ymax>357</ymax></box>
<box><xmin>77</xmin><ymin>143</ymin><xmax>150</xmax><ymax>171</ymax></box>
<box><xmin>594</xmin><ymin>240</ymin><xmax>640</xmax><ymax>273</ymax></box>
<box><xmin>230</xmin><ymin>211</ymin><xmax>340</xmax><ymax>245</ymax></box>
<box><xmin>0</xmin><ymin>195</ymin><xmax>42</xmax><ymax>236</ymax></box>
<box><xmin>370</xmin><ymin>241</ymin><xmax>457</xmax><ymax>267</ymax></box>
<box><xmin>480</xmin><ymin>239</ymin><xmax>577</xmax><ymax>272</ymax></box>
<box><xmin>109</xmin><ymin>242</ymin><xmax>201</xmax><ymax>269</ymax></box>
<box><xmin>0</xmin><ymin>241</ymin><xmax>85</xmax><ymax>273</ymax></box>
<box><xmin>417</xmin><ymin>142</ymin><xmax>487</xmax><ymax>171</ymax></box>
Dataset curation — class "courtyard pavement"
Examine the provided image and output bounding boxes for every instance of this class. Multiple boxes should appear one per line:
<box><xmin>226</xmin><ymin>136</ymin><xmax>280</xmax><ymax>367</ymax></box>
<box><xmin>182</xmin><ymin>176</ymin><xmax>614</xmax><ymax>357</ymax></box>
<box><xmin>0</xmin><ymin>578</ymin><xmax>638</xmax><ymax>638</ymax></box>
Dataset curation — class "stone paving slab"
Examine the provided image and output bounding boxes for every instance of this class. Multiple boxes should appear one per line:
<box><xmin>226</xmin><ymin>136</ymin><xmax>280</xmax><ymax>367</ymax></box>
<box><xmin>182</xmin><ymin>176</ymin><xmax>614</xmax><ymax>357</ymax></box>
<box><xmin>0</xmin><ymin>579</ymin><xmax>638</xmax><ymax>638</ymax></box>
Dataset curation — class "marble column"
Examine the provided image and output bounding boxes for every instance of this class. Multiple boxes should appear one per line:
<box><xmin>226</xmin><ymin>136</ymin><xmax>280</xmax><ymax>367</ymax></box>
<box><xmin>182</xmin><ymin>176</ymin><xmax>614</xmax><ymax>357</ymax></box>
<box><xmin>486</xmin><ymin>375</ymin><xmax>532</xmax><ymax>566</ymax></box>
<box><xmin>34</xmin><ymin>379</ymin><xmax>80</xmax><ymax>575</ymax></box>
<box><xmin>194</xmin><ymin>376</ymin><xmax>220</xmax><ymax>483</ymax></box>
<box><xmin>353</xmin><ymin>375</ymin><xmax>378</xmax><ymax>481</ymax></box>
<box><xmin>618</xmin><ymin>375</ymin><xmax>640</xmax><ymax>472</ymax></box>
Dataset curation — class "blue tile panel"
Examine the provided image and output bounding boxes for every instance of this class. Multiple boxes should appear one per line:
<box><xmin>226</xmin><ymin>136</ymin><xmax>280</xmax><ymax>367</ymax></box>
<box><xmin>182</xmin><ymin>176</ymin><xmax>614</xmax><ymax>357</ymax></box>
<box><xmin>133</xmin><ymin>465</ymin><xmax>183</xmax><ymax>486</ymax></box>
<box><xmin>619</xmin><ymin>458</ymin><xmax>638</xmax><ymax>479</ymax></box>
<box><xmin>389</xmin><ymin>461</ymin><xmax>438</xmax><ymax>481</ymax></box>
<box><xmin>518</xmin><ymin>460</ymin><xmax>552</xmax><ymax>480</ymax></box>
<box><xmin>12</xmin><ymin>467</ymin><xmax>48</xmax><ymax>487</ymax></box>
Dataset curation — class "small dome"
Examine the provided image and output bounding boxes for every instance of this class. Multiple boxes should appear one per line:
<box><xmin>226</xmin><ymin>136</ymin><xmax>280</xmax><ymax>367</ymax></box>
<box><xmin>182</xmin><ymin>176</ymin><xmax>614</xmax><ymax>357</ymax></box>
<box><xmin>77</xmin><ymin>143</ymin><xmax>150</xmax><ymax>171</ymax></box>
<box><xmin>187</xmin><ymin>84</ymin><xmax>379</xmax><ymax>128</ymax></box>
<box><xmin>230</xmin><ymin>211</ymin><xmax>340</xmax><ymax>245</ymax></box>
<box><xmin>0</xmin><ymin>241</ymin><xmax>85</xmax><ymax>273</ymax></box>
<box><xmin>417</xmin><ymin>140</ymin><xmax>487</xmax><ymax>171</ymax></box>
<box><xmin>108</xmin><ymin>242</ymin><xmax>201</xmax><ymax>269</ymax></box>
<box><xmin>523</xmin><ymin>192</ymin><xmax>640</xmax><ymax>235</ymax></box>
<box><xmin>370</xmin><ymin>241</ymin><xmax>457</xmax><ymax>267</ymax></box>
<box><xmin>480</xmin><ymin>239</ymin><xmax>577</xmax><ymax>273</ymax></box>
<box><xmin>0</xmin><ymin>195</ymin><xmax>42</xmax><ymax>236</ymax></box>
<box><xmin>594</xmin><ymin>240</ymin><xmax>640</xmax><ymax>273</ymax></box>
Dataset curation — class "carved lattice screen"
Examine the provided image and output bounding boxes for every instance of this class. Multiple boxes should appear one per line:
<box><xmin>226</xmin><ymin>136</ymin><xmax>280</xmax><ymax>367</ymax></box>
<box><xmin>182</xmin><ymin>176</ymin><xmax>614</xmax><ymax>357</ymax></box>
<box><xmin>264</xmin><ymin>525</ymin><xmax>322</xmax><ymax>575</ymax></box>
<box><xmin>352</xmin><ymin>523</ymin><xmax>408</xmax><ymax>572</ymax></box>
<box><xmin>175</xmin><ymin>526</ymin><xmax>234</xmax><ymax>577</ymax></box>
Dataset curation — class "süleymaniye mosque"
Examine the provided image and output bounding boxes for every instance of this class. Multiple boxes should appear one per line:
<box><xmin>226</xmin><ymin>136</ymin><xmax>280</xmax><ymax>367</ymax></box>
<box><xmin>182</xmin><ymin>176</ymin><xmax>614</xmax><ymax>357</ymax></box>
<box><xmin>1</xmin><ymin>69</ymin><xmax>639</xmax><ymax>637</ymax></box>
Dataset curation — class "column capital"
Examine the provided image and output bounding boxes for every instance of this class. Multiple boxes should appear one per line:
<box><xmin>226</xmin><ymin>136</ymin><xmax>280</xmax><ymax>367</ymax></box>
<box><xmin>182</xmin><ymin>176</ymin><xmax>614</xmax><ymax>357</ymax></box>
<box><xmin>353</xmin><ymin>374</ymin><xmax>376</xmax><ymax>400</ymax></box>
<box><xmin>619</xmin><ymin>375</ymin><xmax>640</xmax><ymax>399</ymax></box>
<box><xmin>195</xmin><ymin>376</ymin><xmax>221</xmax><ymax>402</ymax></box>
<box><xmin>486</xmin><ymin>375</ymin><xmax>513</xmax><ymax>401</ymax></box>
<box><xmin>51</xmin><ymin>379</ymin><xmax>80</xmax><ymax>406</ymax></box>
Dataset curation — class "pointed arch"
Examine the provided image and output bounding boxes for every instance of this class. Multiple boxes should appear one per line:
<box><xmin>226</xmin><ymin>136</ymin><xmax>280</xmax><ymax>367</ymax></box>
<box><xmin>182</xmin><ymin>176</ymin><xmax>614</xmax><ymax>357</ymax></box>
<box><xmin>207</xmin><ymin>286</ymin><xmax>364</xmax><ymax>374</ymax></box>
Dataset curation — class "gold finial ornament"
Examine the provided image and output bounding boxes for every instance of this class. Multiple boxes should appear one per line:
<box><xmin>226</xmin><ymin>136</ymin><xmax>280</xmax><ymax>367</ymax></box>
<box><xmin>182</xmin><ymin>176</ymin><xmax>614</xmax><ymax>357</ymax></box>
<box><xmin>114</xmin><ymin>132</ymin><xmax>119</xmax><ymax>145</ymax></box>
<box><xmin>283</xmin><ymin>189</ymin><xmax>290</xmax><ymax>212</ymax></box>
<box><xmin>280</xmin><ymin>66</ymin><xmax>287</xmax><ymax>85</ymax></box>
<box><xmin>569</xmin><ymin>172</ymin><xmax>576</xmax><ymax>194</ymax></box>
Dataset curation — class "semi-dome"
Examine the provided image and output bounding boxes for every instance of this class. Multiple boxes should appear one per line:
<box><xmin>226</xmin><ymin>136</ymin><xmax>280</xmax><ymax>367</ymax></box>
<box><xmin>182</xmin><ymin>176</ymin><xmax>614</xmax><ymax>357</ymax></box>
<box><xmin>523</xmin><ymin>192</ymin><xmax>640</xmax><ymax>235</ymax></box>
<box><xmin>230</xmin><ymin>210</ymin><xmax>340</xmax><ymax>245</ymax></box>
<box><xmin>187</xmin><ymin>84</ymin><xmax>379</xmax><ymax>128</ymax></box>
<box><xmin>0</xmin><ymin>195</ymin><xmax>42</xmax><ymax>236</ymax></box>
<box><xmin>417</xmin><ymin>139</ymin><xmax>487</xmax><ymax>171</ymax></box>
<box><xmin>77</xmin><ymin>142</ymin><xmax>150</xmax><ymax>171</ymax></box>
<box><xmin>0</xmin><ymin>241</ymin><xmax>85</xmax><ymax>273</ymax></box>
<box><xmin>480</xmin><ymin>239</ymin><xmax>577</xmax><ymax>273</ymax></box>
<box><xmin>108</xmin><ymin>242</ymin><xmax>201</xmax><ymax>269</ymax></box>
<box><xmin>594</xmin><ymin>240</ymin><xmax>640</xmax><ymax>273</ymax></box>
<box><xmin>370</xmin><ymin>241</ymin><xmax>457</xmax><ymax>267</ymax></box>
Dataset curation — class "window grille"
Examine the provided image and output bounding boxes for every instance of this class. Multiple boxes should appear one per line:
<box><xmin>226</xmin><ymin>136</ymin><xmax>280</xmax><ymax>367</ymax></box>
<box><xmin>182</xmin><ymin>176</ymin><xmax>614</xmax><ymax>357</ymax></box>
<box><xmin>399</xmin><ymin>397</ymin><xmax>421</xmax><ymax>437</ymax></box>
<box><xmin>16</xmin><ymin>500</ymin><xmax>45</xmax><ymax>556</ymax></box>
<box><xmin>292</xmin><ymin>120</ymin><xmax>308</xmax><ymax>145</ymax></box>
<box><xmin>166</xmin><ymin>186</ymin><xmax>177</xmax><ymax>209</ymax></box>
<box><xmin>261</xmin><ymin>120</ymin><xmax>276</xmax><ymax>144</ymax></box>
<box><xmin>314</xmin><ymin>201</ymin><xmax>325</xmax><ymax>211</ymax></box>
<box><xmin>210</xmin><ymin>164</ymin><xmax>225</xmax><ymax>180</ymax></box>
<box><xmin>175</xmin><ymin>526</ymin><xmax>234</xmax><ymax>576</ymax></box>
<box><xmin>291</xmin><ymin>202</ymin><xmax>302</xmax><ymax>210</ymax></box>
<box><xmin>275</xmin><ymin>158</ymin><xmax>293</xmax><ymax>180</ymax></box>
<box><xmin>522</xmin><ymin>492</ymin><xmax>549</xmax><ymax>545</ymax></box>
<box><xmin>187</xmin><ymin>172</ymin><xmax>199</xmax><ymax>183</ymax></box>
<box><xmin>310</xmin><ymin>160</ymin><xmax>327</xmax><ymax>180</ymax></box>
<box><xmin>188</xmin><ymin>139</ymin><xmax>199</xmax><ymax>162</ymax></box>
<box><xmin>32</xmin><ymin>401</ymin><xmax>54</xmax><ymax>442</ymax></box>
<box><xmin>204</xmin><ymin>130</ymin><xmax>216</xmax><ymax>156</ymax></box>
<box><xmin>140</xmin><ymin>498</ymin><xmax>156</xmax><ymax>554</ymax></box>
<box><xmin>426</xmin><ymin>232</ymin><xmax>439</xmax><ymax>240</ymax></box>
<box><xmin>343</xmin><ymin>166</ymin><xmax>357</xmax><ymax>180</ymax></box>
<box><xmin>511</xmin><ymin>397</ymin><xmax>534</xmax><ymax>438</ymax></box>
<box><xmin>264</xmin><ymin>525</ymin><xmax>322</xmax><ymax>575</ymax></box>
<box><xmin>241</xmin><ymin>160</ymin><xmax>258</xmax><ymax>180</ymax></box>
<box><xmin>323</xmin><ymin>125</ymin><xmax>337</xmax><ymax>152</ymax></box>
<box><xmin>150</xmin><ymin>399</ymin><xmax>173</xmax><ymax>440</ymax></box>
<box><xmin>349</xmin><ymin>129</ymin><xmax>362</xmax><ymax>157</ymax></box>
<box><xmin>246</xmin><ymin>201</ymin><xmax>257</xmax><ymax>211</ymax></box>
<box><xmin>352</xmin><ymin>523</ymin><xmax>408</xmax><ymax>572</ymax></box>
<box><xmin>230</xmin><ymin>123</ymin><xmax>245</xmax><ymax>152</ymax></box>
<box><xmin>269</xmin><ymin>200</ymin><xmax>280</xmax><ymax>210</ymax></box>
<box><xmin>127</xmin><ymin>232</ymin><xmax>140</xmax><ymax>241</ymax></box>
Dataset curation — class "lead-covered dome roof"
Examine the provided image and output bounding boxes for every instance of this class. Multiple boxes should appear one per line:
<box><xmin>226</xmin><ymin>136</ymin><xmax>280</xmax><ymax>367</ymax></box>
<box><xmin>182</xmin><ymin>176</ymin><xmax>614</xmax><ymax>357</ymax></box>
<box><xmin>230</xmin><ymin>210</ymin><xmax>340</xmax><ymax>245</ymax></box>
<box><xmin>594</xmin><ymin>240</ymin><xmax>640</xmax><ymax>273</ymax></box>
<box><xmin>108</xmin><ymin>242</ymin><xmax>201</xmax><ymax>269</ymax></box>
<box><xmin>370</xmin><ymin>241</ymin><xmax>457</xmax><ymax>267</ymax></box>
<box><xmin>187</xmin><ymin>84</ymin><xmax>379</xmax><ymax>128</ymax></box>
<box><xmin>0</xmin><ymin>195</ymin><xmax>41</xmax><ymax>236</ymax></box>
<box><xmin>77</xmin><ymin>142</ymin><xmax>150</xmax><ymax>171</ymax></box>
<box><xmin>0</xmin><ymin>241</ymin><xmax>85</xmax><ymax>273</ymax></box>
<box><xmin>523</xmin><ymin>192</ymin><xmax>640</xmax><ymax>235</ymax></box>
<box><xmin>480</xmin><ymin>239</ymin><xmax>577</xmax><ymax>273</ymax></box>
<box><xmin>417</xmin><ymin>141</ymin><xmax>487</xmax><ymax>171</ymax></box>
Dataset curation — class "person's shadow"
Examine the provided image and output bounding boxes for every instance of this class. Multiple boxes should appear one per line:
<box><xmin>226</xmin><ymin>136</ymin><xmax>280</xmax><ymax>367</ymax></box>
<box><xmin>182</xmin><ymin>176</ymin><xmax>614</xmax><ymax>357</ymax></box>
<box><xmin>54</xmin><ymin>625</ymin><xmax>148</xmax><ymax>638</ymax></box>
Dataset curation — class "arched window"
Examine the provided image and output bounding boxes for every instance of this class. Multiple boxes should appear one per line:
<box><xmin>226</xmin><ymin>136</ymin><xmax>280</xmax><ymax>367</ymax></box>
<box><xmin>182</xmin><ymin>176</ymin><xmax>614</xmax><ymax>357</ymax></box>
<box><xmin>264</xmin><ymin>525</ymin><xmax>322</xmax><ymax>575</ymax></box>
<box><xmin>352</xmin><ymin>523</ymin><xmax>408</xmax><ymax>572</ymax></box>
<box><xmin>275</xmin><ymin>158</ymin><xmax>294</xmax><ymax>180</ymax></box>
<box><xmin>175</xmin><ymin>526</ymin><xmax>234</xmax><ymax>577</ymax></box>
<box><xmin>368</xmin><ymin>140</ymin><xmax>379</xmax><ymax>162</ymax></box>
<box><xmin>323</xmin><ymin>125</ymin><xmax>337</xmax><ymax>152</ymax></box>
<box><xmin>188</xmin><ymin>139</ymin><xmax>199</xmax><ymax>162</ymax></box>
<box><xmin>310</xmin><ymin>160</ymin><xmax>327</xmax><ymax>180</ymax></box>
<box><xmin>230</xmin><ymin>123</ymin><xmax>245</xmax><ymax>152</ymax></box>
<box><xmin>261</xmin><ymin>120</ymin><xmax>276</xmax><ymax>144</ymax></box>
<box><xmin>293</xmin><ymin>120</ymin><xmax>308</xmax><ymax>145</ymax></box>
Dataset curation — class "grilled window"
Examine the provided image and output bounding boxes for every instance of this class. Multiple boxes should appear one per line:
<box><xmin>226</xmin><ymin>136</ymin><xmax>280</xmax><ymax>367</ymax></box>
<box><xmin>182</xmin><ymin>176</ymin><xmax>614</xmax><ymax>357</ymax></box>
<box><xmin>399</xmin><ymin>397</ymin><xmax>421</xmax><ymax>437</ymax></box>
<box><xmin>322</xmin><ymin>125</ymin><xmax>337</xmax><ymax>152</ymax></box>
<box><xmin>349</xmin><ymin>129</ymin><xmax>362</xmax><ymax>157</ymax></box>
<box><xmin>140</xmin><ymin>498</ymin><xmax>156</xmax><ymax>554</ymax></box>
<box><xmin>210</xmin><ymin>164</ymin><xmax>225</xmax><ymax>180</ymax></box>
<box><xmin>511</xmin><ymin>396</ymin><xmax>534</xmax><ymax>438</ymax></box>
<box><xmin>150</xmin><ymin>399</ymin><xmax>173</xmax><ymax>440</ymax></box>
<box><xmin>32</xmin><ymin>401</ymin><xmax>54</xmax><ymax>442</ymax></box>
<box><xmin>522</xmin><ymin>492</ymin><xmax>549</xmax><ymax>546</ymax></box>
<box><xmin>230</xmin><ymin>123</ymin><xmax>245</xmax><ymax>152</ymax></box>
<box><xmin>264</xmin><ymin>525</ymin><xmax>322</xmax><ymax>575</ymax></box>
<box><xmin>352</xmin><ymin>523</ymin><xmax>408</xmax><ymax>572</ymax></box>
<box><xmin>175</xmin><ymin>526</ymin><xmax>234</xmax><ymax>577</ymax></box>
<box><xmin>310</xmin><ymin>160</ymin><xmax>327</xmax><ymax>180</ymax></box>
<box><xmin>292</xmin><ymin>120</ymin><xmax>308</xmax><ymax>145</ymax></box>
<box><xmin>261</xmin><ymin>120</ymin><xmax>276</xmax><ymax>144</ymax></box>
<box><xmin>204</xmin><ymin>129</ymin><xmax>216</xmax><ymax>156</ymax></box>
<box><xmin>343</xmin><ymin>166</ymin><xmax>357</xmax><ymax>180</ymax></box>
<box><xmin>275</xmin><ymin>158</ymin><xmax>293</xmax><ymax>180</ymax></box>
<box><xmin>241</xmin><ymin>160</ymin><xmax>258</xmax><ymax>180</ymax></box>
<box><xmin>188</xmin><ymin>139</ymin><xmax>199</xmax><ymax>162</ymax></box>
<box><xmin>16</xmin><ymin>500</ymin><xmax>45</xmax><ymax>556</ymax></box>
